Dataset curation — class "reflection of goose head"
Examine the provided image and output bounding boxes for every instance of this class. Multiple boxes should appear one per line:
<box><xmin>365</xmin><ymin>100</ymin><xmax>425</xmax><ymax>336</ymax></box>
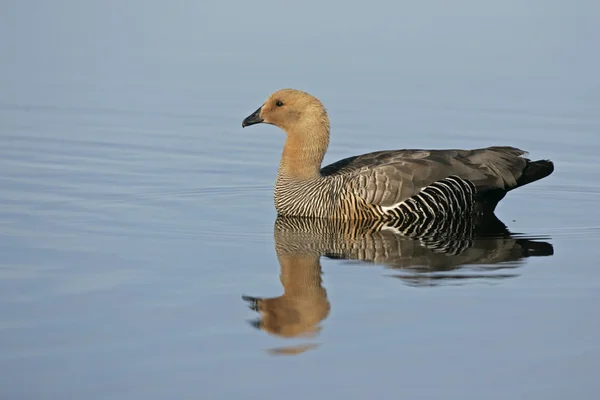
<box><xmin>244</xmin><ymin>213</ymin><xmax>553</xmax><ymax>339</ymax></box>
<box><xmin>242</xmin><ymin>245</ymin><xmax>330</xmax><ymax>339</ymax></box>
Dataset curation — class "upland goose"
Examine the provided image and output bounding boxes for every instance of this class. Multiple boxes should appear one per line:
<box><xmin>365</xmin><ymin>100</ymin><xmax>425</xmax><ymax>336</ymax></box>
<box><xmin>242</xmin><ymin>89</ymin><xmax>554</xmax><ymax>220</ymax></box>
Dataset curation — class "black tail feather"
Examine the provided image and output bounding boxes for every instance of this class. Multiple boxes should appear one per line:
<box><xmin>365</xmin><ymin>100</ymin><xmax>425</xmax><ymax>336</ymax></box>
<box><xmin>515</xmin><ymin>159</ymin><xmax>554</xmax><ymax>189</ymax></box>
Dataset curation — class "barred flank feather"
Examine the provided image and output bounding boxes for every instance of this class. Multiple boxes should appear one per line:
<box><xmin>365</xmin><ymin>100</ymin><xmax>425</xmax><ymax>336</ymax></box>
<box><xmin>383</xmin><ymin>176</ymin><xmax>477</xmax><ymax>222</ymax></box>
<box><xmin>275</xmin><ymin>173</ymin><xmax>478</xmax><ymax>223</ymax></box>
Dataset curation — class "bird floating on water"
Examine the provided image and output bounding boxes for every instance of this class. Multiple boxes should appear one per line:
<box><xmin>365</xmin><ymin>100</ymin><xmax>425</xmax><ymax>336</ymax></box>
<box><xmin>242</xmin><ymin>89</ymin><xmax>554</xmax><ymax>220</ymax></box>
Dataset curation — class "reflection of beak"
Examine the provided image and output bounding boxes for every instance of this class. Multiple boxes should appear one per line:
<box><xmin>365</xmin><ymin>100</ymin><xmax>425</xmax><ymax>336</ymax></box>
<box><xmin>242</xmin><ymin>295</ymin><xmax>260</xmax><ymax>311</ymax></box>
<box><xmin>247</xmin><ymin>319</ymin><xmax>262</xmax><ymax>330</ymax></box>
<box><xmin>242</xmin><ymin>106</ymin><xmax>263</xmax><ymax>127</ymax></box>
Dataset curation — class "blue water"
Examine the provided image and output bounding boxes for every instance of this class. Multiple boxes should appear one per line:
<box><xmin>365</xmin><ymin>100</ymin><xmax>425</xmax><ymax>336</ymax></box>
<box><xmin>1</xmin><ymin>1</ymin><xmax>599</xmax><ymax>399</ymax></box>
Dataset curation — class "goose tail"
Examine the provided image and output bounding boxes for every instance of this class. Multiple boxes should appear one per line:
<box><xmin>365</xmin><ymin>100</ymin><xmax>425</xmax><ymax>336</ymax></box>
<box><xmin>515</xmin><ymin>159</ymin><xmax>554</xmax><ymax>189</ymax></box>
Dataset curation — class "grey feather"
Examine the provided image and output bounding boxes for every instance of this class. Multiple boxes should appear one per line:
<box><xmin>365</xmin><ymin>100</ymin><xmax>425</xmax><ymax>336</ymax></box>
<box><xmin>322</xmin><ymin>146</ymin><xmax>530</xmax><ymax>208</ymax></box>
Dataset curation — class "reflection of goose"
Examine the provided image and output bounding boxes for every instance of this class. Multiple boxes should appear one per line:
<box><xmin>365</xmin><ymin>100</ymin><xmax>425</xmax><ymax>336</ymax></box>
<box><xmin>243</xmin><ymin>214</ymin><xmax>553</xmax><ymax>340</ymax></box>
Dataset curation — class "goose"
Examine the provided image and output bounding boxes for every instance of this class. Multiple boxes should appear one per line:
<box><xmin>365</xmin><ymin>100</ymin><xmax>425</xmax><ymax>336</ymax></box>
<box><xmin>242</xmin><ymin>89</ymin><xmax>554</xmax><ymax>220</ymax></box>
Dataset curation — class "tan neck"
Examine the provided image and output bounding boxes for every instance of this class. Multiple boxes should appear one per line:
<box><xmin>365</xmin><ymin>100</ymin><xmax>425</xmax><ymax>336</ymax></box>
<box><xmin>278</xmin><ymin>122</ymin><xmax>330</xmax><ymax>180</ymax></box>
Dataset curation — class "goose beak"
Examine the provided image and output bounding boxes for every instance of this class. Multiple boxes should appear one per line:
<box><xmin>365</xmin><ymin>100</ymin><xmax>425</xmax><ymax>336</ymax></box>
<box><xmin>242</xmin><ymin>295</ymin><xmax>260</xmax><ymax>311</ymax></box>
<box><xmin>242</xmin><ymin>106</ymin><xmax>264</xmax><ymax>128</ymax></box>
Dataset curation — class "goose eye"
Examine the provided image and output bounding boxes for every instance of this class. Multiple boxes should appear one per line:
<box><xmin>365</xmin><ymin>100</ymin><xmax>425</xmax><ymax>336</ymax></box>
<box><xmin>275</xmin><ymin>100</ymin><xmax>284</xmax><ymax>107</ymax></box>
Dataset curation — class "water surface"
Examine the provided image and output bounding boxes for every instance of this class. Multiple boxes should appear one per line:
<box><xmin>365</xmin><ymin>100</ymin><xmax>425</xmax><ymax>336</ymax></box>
<box><xmin>1</xmin><ymin>1</ymin><xmax>600</xmax><ymax>399</ymax></box>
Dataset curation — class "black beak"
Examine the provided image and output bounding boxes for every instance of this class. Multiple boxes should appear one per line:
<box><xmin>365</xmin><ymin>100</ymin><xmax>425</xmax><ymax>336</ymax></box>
<box><xmin>242</xmin><ymin>106</ymin><xmax>264</xmax><ymax>128</ymax></box>
<box><xmin>242</xmin><ymin>295</ymin><xmax>261</xmax><ymax>311</ymax></box>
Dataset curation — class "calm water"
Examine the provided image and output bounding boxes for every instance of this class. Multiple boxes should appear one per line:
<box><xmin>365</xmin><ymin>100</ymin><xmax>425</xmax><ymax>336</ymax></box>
<box><xmin>1</xmin><ymin>1</ymin><xmax>600</xmax><ymax>399</ymax></box>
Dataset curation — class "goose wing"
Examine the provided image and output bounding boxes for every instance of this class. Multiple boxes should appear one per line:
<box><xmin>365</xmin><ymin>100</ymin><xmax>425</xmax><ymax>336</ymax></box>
<box><xmin>320</xmin><ymin>146</ymin><xmax>528</xmax><ymax>207</ymax></box>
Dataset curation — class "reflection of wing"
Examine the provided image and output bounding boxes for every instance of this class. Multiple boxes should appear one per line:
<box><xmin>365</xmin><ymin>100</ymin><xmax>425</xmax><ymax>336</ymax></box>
<box><xmin>274</xmin><ymin>213</ymin><xmax>553</xmax><ymax>273</ymax></box>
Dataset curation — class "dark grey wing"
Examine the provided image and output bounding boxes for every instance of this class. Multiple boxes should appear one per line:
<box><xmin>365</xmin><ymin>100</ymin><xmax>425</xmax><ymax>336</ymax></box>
<box><xmin>321</xmin><ymin>146</ymin><xmax>530</xmax><ymax>207</ymax></box>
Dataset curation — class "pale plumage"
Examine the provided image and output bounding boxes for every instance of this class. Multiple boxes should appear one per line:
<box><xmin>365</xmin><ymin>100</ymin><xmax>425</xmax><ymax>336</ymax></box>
<box><xmin>242</xmin><ymin>89</ymin><xmax>554</xmax><ymax>220</ymax></box>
